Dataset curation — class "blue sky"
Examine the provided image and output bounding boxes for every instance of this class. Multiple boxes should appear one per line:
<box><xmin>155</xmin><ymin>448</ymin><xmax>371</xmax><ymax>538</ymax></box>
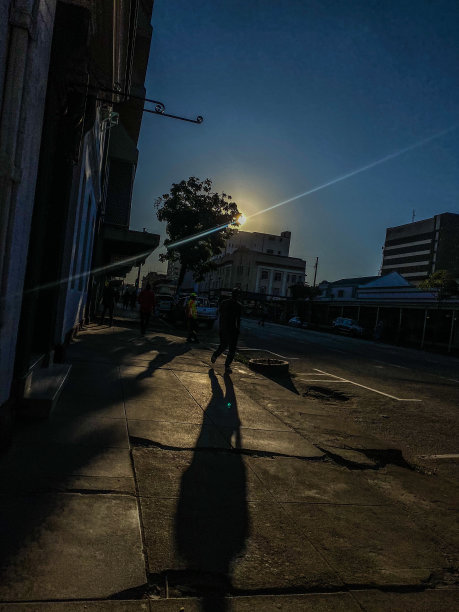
<box><xmin>129</xmin><ymin>0</ymin><xmax>459</xmax><ymax>283</ymax></box>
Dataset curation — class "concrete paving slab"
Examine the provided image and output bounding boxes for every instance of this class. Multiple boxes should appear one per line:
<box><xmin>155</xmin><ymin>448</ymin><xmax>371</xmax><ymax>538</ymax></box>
<box><xmin>129</xmin><ymin>419</ymin><xmax>230</xmax><ymax>450</ymax></box>
<box><xmin>0</xmin><ymin>603</ymin><xmax>149</xmax><ymax>612</ymax></box>
<box><xmin>353</xmin><ymin>588</ymin><xmax>459</xmax><ymax>611</ymax></box>
<box><xmin>125</xmin><ymin>394</ymin><xmax>204</xmax><ymax>423</ymax></box>
<box><xmin>221</xmin><ymin>427</ymin><xmax>323</xmax><ymax>458</ymax></box>
<box><xmin>0</xmin><ymin>494</ymin><xmax>146</xmax><ymax>601</ymax></box>
<box><xmin>146</xmin><ymin>592</ymin><xmax>361</xmax><ymax>610</ymax></box>
<box><xmin>13</xmin><ymin>416</ymin><xmax>129</xmax><ymax>449</ymax></box>
<box><xmin>133</xmin><ymin>447</ymin><xmax>270</xmax><ymax>501</ymax></box>
<box><xmin>0</xmin><ymin>472</ymin><xmax>135</xmax><ymax>496</ymax></box>
<box><xmin>246</xmin><ymin>456</ymin><xmax>389</xmax><ymax>504</ymax></box>
<box><xmin>59</xmin><ymin>378</ymin><xmax>123</xmax><ymax>402</ymax></box>
<box><xmin>120</xmin><ymin>366</ymin><xmax>180</xmax><ymax>385</ymax></box>
<box><xmin>176</xmin><ymin>372</ymin><xmax>294</xmax><ymax>430</ymax></box>
<box><xmin>282</xmin><ymin>503</ymin><xmax>448</xmax><ymax>586</ymax></box>
<box><xmin>140</xmin><ymin>498</ymin><xmax>341</xmax><ymax>591</ymax></box>
<box><xmin>0</xmin><ymin>443</ymin><xmax>133</xmax><ymax>479</ymax></box>
<box><xmin>53</xmin><ymin>395</ymin><xmax>127</xmax><ymax>419</ymax></box>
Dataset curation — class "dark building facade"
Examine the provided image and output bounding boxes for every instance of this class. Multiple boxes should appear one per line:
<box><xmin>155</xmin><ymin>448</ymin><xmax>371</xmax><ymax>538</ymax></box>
<box><xmin>381</xmin><ymin>213</ymin><xmax>459</xmax><ymax>284</ymax></box>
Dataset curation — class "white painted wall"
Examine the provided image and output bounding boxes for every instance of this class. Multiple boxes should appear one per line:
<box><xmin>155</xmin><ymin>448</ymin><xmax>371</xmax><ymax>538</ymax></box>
<box><xmin>0</xmin><ymin>0</ymin><xmax>57</xmax><ymax>406</ymax></box>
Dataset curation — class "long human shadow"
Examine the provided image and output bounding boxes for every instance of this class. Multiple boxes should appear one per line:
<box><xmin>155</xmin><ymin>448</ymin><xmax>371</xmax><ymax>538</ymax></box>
<box><xmin>134</xmin><ymin>336</ymin><xmax>192</xmax><ymax>380</ymax></box>
<box><xmin>174</xmin><ymin>370</ymin><xmax>248</xmax><ymax>611</ymax></box>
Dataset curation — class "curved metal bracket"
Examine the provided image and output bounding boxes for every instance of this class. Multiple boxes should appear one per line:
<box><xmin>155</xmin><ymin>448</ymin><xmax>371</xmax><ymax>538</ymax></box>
<box><xmin>144</xmin><ymin>106</ymin><xmax>203</xmax><ymax>124</ymax></box>
<box><xmin>70</xmin><ymin>82</ymin><xmax>203</xmax><ymax>124</ymax></box>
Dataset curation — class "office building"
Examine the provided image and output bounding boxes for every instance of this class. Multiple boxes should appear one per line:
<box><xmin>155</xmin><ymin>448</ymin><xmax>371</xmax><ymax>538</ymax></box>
<box><xmin>381</xmin><ymin>213</ymin><xmax>459</xmax><ymax>284</ymax></box>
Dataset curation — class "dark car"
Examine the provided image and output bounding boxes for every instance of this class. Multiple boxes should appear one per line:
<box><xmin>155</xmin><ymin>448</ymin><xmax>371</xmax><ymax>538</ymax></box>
<box><xmin>332</xmin><ymin>317</ymin><xmax>364</xmax><ymax>336</ymax></box>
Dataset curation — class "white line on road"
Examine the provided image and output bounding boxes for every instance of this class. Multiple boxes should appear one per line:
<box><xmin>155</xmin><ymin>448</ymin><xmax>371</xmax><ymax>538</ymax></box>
<box><xmin>313</xmin><ymin>368</ymin><xmax>422</xmax><ymax>402</ymax></box>
<box><xmin>299</xmin><ymin>379</ymin><xmax>351</xmax><ymax>383</ymax></box>
<box><xmin>419</xmin><ymin>453</ymin><xmax>459</xmax><ymax>460</ymax></box>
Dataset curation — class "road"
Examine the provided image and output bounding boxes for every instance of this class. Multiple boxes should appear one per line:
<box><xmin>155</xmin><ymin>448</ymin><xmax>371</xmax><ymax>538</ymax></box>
<box><xmin>237</xmin><ymin>318</ymin><xmax>459</xmax><ymax>463</ymax></box>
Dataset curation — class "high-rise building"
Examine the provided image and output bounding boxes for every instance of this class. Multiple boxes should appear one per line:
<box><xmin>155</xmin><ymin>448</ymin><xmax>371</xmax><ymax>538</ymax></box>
<box><xmin>381</xmin><ymin>213</ymin><xmax>459</xmax><ymax>284</ymax></box>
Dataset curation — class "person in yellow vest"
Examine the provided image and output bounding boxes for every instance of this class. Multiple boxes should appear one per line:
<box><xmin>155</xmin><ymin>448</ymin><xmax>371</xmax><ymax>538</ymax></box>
<box><xmin>186</xmin><ymin>293</ymin><xmax>199</xmax><ymax>342</ymax></box>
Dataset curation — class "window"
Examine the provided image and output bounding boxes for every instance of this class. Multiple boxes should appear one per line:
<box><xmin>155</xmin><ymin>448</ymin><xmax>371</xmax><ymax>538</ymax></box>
<box><xmin>291</xmin><ymin>275</ymin><xmax>296</xmax><ymax>283</ymax></box>
<box><xmin>260</xmin><ymin>286</ymin><xmax>266</xmax><ymax>293</ymax></box>
<box><xmin>274</xmin><ymin>272</ymin><xmax>282</xmax><ymax>282</ymax></box>
<box><xmin>267</xmin><ymin>249</ymin><xmax>274</xmax><ymax>254</ymax></box>
<box><xmin>272</xmin><ymin>287</ymin><xmax>280</xmax><ymax>296</ymax></box>
<box><xmin>337</xmin><ymin>290</ymin><xmax>344</xmax><ymax>297</ymax></box>
<box><xmin>236</xmin><ymin>265</ymin><xmax>243</xmax><ymax>275</ymax></box>
<box><xmin>261</xmin><ymin>270</ymin><xmax>269</xmax><ymax>280</ymax></box>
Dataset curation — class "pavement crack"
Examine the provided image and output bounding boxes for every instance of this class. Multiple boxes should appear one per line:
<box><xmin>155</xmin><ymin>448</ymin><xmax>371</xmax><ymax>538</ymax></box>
<box><xmin>319</xmin><ymin>445</ymin><xmax>419</xmax><ymax>472</ymax></box>
<box><xmin>130</xmin><ymin>435</ymin><xmax>325</xmax><ymax>461</ymax></box>
<box><xmin>422</xmin><ymin>567</ymin><xmax>459</xmax><ymax>588</ymax></box>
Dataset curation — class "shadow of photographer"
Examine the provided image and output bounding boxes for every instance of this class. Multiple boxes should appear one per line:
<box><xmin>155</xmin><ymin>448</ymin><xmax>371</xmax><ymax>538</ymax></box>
<box><xmin>174</xmin><ymin>369</ymin><xmax>248</xmax><ymax>611</ymax></box>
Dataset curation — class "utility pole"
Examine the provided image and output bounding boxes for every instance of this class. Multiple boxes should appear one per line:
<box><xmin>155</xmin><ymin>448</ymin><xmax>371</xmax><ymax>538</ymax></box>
<box><xmin>313</xmin><ymin>257</ymin><xmax>319</xmax><ymax>287</ymax></box>
<box><xmin>412</xmin><ymin>209</ymin><xmax>416</xmax><ymax>223</ymax></box>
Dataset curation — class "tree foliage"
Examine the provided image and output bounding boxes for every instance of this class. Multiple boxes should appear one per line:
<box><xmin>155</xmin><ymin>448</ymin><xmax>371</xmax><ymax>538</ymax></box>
<box><xmin>289</xmin><ymin>283</ymin><xmax>320</xmax><ymax>300</ymax></box>
<box><xmin>419</xmin><ymin>270</ymin><xmax>458</xmax><ymax>300</ymax></box>
<box><xmin>155</xmin><ymin>177</ymin><xmax>240</xmax><ymax>289</ymax></box>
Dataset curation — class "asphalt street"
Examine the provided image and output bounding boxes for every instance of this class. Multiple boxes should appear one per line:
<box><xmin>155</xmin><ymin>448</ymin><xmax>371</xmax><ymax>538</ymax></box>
<box><xmin>237</xmin><ymin>318</ymin><xmax>459</xmax><ymax>462</ymax></box>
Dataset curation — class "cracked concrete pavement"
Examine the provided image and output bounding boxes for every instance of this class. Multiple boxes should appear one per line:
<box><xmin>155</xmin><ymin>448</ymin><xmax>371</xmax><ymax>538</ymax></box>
<box><xmin>0</xmin><ymin>318</ymin><xmax>457</xmax><ymax>610</ymax></box>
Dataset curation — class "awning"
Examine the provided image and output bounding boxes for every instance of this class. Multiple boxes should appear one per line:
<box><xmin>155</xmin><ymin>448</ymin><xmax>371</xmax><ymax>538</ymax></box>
<box><xmin>100</xmin><ymin>226</ymin><xmax>160</xmax><ymax>276</ymax></box>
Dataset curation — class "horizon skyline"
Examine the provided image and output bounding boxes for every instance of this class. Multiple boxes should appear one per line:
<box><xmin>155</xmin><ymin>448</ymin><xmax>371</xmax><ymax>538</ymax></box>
<box><xmin>127</xmin><ymin>0</ymin><xmax>459</xmax><ymax>285</ymax></box>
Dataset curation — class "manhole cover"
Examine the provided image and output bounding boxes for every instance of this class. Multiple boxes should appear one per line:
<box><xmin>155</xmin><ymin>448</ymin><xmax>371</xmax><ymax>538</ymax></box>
<box><xmin>303</xmin><ymin>385</ymin><xmax>349</xmax><ymax>402</ymax></box>
<box><xmin>248</xmin><ymin>358</ymin><xmax>289</xmax><ymax>377</ymax></box>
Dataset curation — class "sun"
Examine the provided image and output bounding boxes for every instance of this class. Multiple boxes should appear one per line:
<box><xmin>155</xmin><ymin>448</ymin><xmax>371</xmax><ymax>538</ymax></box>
<box><xmin>235</xmin><ymin>213</ymin><xmax>247</xmax><ymax>226</ymax></box>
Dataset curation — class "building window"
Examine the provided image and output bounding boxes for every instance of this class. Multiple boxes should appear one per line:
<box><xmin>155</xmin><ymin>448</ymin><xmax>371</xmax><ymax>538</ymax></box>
<box><xmin>237</xmin><ymin>265</ymin><xmax>243</xmax><ymax>275</ymax></box>
<box><xmin>272</xmin><ymin>287</ymin><xmax>280</xmax><ymax>296</ymax></box>
<box><xmin>260</xmin><ymin>286</ymin><xmax>266</xmax><ymax>293</ymax></box>
<box><xmin>337</xmin><ymin>290</ymin><xmax>344</xmax><ymax>297</ymax></box>
<box><xmin>267</xmin><ymin>249</ymin><xmax>274</xmax><ymax>254</ymax></box>
<box><xmin>261</xmin><ymin>270</ymin><xmax>269</xmax><ymax>280</ymax></box>
<box><xmin>291</xmin><ymin>275</ymin><xmax>296</xmax><ymax>283</ymax></box>
<box><xmin>274</xmin><ymin>272</ymin><xmax>282</xmax><ymax>282</ymax></box>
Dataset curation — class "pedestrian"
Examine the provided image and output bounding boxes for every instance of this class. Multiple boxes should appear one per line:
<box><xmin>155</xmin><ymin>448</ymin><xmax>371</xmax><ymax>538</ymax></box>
<box><xmin>138</xmin><ymin>283</ymin><xmax>156</xmax><ymax>335</ymax></box>
<box><xmin>186</xmin><ymin>293</ymin><xmax>199</xmax><ymax>343</ymax></box>
<box><xmin>122</xmin><ymin>290</ymin><xmax>130</xmax><ymax>310</ymax></box>
<box><xmin>374</xmin><ymin>320</ymin><xmax>384</xmax><ymax>341</ymax></box>
<box><xmin>258</xmin><ymin>305</ymin><xmax>267</xmax><ymax>327</ymax></box>
<box><xmin>211</xmin><ymin>288</ymin><xmax>242</xmax><ymax>374</ymax></box>
<box><xmin>100</xmin><ymin>282</ymin><xmax>116</xmax><ymax>326</ymax></box>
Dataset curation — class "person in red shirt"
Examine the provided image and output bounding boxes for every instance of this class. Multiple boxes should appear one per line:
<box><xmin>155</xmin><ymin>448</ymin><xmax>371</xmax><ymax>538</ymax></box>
<box><xmin>137</xmin><ymin>283</ymin><xmax>156</xmax><ymax>335</ymax></box>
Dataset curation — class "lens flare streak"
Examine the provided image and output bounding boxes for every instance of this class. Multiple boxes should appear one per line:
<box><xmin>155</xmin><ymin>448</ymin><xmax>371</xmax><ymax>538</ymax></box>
<box><xmin>247</xmin><ymin>124</ymin><xmax>459</xmax><ymax>220</ymax></box>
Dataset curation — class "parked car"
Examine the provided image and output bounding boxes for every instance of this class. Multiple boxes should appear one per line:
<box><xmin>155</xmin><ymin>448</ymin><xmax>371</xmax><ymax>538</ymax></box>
<box><xmin>332</xmin><ymin>317</ymin><xmax>364</xmax><ymax>336</ymax></box>
<box><xmin>288</xmin><ymin>316</ymin><xmax>308</xmax><ymax>328</ymax></box>
<box><xmin>156</xmin><ymin>294</ymin><xmax>175</xmax><ymax>317</ymax></box>
<box><xmin>173</xmin><ymin>296</ymin><xmax>218</xmax><ymax>329</ymax></box>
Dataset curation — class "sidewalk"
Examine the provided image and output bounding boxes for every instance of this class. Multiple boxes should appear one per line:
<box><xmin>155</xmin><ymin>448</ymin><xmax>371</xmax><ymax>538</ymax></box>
<box><xmin>0</xmin><ymin>321</ymin><xmax>457</xmax><ymax>611</ymax></box>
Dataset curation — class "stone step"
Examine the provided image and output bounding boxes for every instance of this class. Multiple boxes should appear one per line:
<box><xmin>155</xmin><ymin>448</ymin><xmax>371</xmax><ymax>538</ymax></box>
<box><xmin>20</xmin><ymin>364</ymin><xmax>72</xmax><ymax>418</ymax></box>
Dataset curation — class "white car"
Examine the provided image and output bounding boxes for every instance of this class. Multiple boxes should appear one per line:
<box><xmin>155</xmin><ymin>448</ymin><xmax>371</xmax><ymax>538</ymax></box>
<box><xmin>288</xmin><ymin>316</ymin><xmax>308</xmax><ymax>328</ymax></box>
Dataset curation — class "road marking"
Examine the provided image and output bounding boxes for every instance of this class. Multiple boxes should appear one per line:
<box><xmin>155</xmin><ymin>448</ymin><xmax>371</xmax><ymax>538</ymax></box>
<box><xmin>299</xmin><ymin>379</ymin><xmax>351</xmax><ymax>383</ymax></box>
<box><xmin>419</xmin><ymin>453</ymin><xmax>459</xmax><ymax>460</ymax></box>
<box><xmin>313</xmin><ymin>368</ymin><xmax>422</xmax><ymax>402</ymax></box>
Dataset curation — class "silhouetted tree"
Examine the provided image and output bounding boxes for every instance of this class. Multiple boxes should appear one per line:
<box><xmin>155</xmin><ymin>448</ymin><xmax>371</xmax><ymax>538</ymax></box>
<box><xmin>155</xmin><ymin>177</ymin><xmax>240</xmax><ymax>290</ymax></box>
<box><xmin>419</xmin><ymin>270</ymin><xmax>458</xmax><ymax>303</ymax></box>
